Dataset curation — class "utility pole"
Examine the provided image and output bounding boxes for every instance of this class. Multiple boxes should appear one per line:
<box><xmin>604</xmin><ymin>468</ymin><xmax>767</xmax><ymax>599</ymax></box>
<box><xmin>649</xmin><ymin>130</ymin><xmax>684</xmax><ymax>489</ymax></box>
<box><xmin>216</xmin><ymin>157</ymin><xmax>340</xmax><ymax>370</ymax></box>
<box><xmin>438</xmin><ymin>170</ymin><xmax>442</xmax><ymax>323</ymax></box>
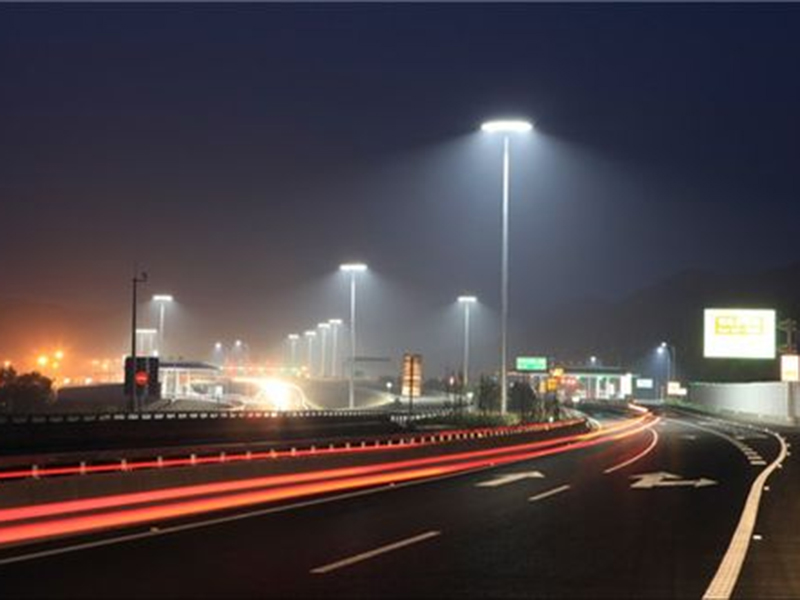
<box><xmin>130</xmin><ymin>269</ymin><xmax>148</xmax><ymax>412</ymax></box>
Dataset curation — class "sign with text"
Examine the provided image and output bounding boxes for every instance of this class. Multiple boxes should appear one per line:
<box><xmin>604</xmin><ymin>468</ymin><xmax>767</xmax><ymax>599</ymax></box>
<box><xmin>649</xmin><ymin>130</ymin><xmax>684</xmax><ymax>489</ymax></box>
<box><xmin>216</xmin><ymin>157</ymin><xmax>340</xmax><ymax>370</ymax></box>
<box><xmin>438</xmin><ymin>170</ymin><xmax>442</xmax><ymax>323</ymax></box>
<box><xmin>515</xmin><ymin>356</ymin><xmax>548</xmax><ymax>372</ymax></box>
<box><xmin>704</xmin><ymin>308</ymin><xmax>776</xmax><ymax>359</ymax></box>
<box><xmin>401</xmin><ymin>353</ymin><xmax>422</xmax><ymax>398</ymax></box>
<box><xmin>636</xmin><ymin>378</ymin><xmax>654</xmax><ymax>390</ymax></box>
<box><xmin>781</xmin><ymin>354</ymin><xmax>800</xmax><ymax>382</ymax></box>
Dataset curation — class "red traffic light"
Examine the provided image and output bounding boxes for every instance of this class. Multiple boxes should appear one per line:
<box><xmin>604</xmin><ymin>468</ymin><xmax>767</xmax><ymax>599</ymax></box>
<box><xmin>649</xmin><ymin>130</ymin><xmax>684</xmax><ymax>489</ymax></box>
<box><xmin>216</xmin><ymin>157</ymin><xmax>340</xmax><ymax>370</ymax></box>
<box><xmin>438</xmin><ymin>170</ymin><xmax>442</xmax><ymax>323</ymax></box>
<box><xmin>134</xmin><ymin>371</ymin><xmax>149</xmax><ymax>387</ymax></box>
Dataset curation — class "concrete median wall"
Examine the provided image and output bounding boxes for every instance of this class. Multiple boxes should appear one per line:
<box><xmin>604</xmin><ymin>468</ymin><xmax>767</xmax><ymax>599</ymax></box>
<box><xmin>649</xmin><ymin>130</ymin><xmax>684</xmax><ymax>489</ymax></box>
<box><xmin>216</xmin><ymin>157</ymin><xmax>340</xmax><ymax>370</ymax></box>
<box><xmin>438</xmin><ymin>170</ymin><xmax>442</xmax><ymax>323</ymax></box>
<box><xmin>686</xmin><ymin>381</ymin><xmax>800</xmax><ymax>425</ymax></box>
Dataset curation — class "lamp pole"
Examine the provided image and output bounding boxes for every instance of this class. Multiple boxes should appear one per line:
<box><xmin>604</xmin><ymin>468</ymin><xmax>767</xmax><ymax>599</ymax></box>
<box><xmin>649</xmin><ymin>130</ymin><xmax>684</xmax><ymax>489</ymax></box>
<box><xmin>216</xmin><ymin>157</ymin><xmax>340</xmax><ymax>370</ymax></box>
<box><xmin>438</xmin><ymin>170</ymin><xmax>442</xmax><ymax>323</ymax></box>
<box><xmin>329</xmin><ymin>319</ymin><xmax>342</xmax><ymax>378</ymax></box>
<box><xmin>130</xmin><ymin>269</ymin><xmax>148</xmax><ymax>412</ymax></box>
<box><xmin>661</xmin><ymin>341</ymin><xmax>676</xmax><ymax>382</ymax></box>
<box><xmin>318</xmin><ymin>323</ymin><xmax>330</xmax><ymax>377</ymax></box>
<box><xmin>152</xmin><ymin>294</ymin><xmax>173</xmax><ymax>356</ymax></box>
<box><xmin>287</xmin><ymin>334</ymin><xmax>299</xmax><ymax>371</ymax></box>
<box><xmin>457</xmin><ymin>296</ymin><xmax>477</xmax><ymax>389</ymax></box>
<box><xmin>340</xmin><ymin>263</ymin><xmax>367</xmax><ymax>409</ymax></box>
<box><xmin>481</xmin><ymin>119</ymin><xmax>532</xmax><ymax>415</ymax></box>
<box><xmin>304</xmin><ymin>331</ymin><xmax>316</xmax><ymax>376</ymax></box>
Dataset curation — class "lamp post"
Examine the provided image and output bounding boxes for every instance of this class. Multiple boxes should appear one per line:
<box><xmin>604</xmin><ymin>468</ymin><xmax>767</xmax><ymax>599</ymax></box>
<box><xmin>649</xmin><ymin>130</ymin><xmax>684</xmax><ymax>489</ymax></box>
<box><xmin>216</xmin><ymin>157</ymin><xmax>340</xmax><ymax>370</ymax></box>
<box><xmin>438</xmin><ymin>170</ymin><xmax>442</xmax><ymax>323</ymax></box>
<box><xmin>304</xmin><ymin>330</ymin><xmax>317</xmax><ymax>376</ymax></box>
<box><xmin>660</xmin><ymin>341</ymin><xmax>676</xmax><ymax>382</ymax></box>
<box><xmin>152</xmin><ymin>294</ymin><xmax>173</xmax><ymax>356</ymax></box>
<box><xmin>457</xmin><ymin>295</ymin><xmax>477</xmax><ymax>390</ymax></box>
<box><xmin>212</xmin><ymin>341</ymin><xmax>224</xmax><ymax>366</ymax></box>
<box><xmin>340</xmin><ymin>263</ymin><xmax>367</xmax><ymax>409</ymax></box>
<box><xmin>136</xmin><ymin>329</ymin><xmax>158</xmax><ymax>357</ymax></box>
<box><xmin>287</xmin><ymin>334</ymin><xmax>300</xmax><ymax>371</ymax></box>
<box><xmin>318</xmin><ymin>323</ymin><xmax>330</xmax><ymax>377</ymax></box>
<box><xmin>480</xmin><ymin>118</ymin><xmax>533</xmax><ymax>415</ymax></box>
<box><xmin>328</xmin><ymin>319</ymin><xmax>343</xmax><ymax>378</ymax></box>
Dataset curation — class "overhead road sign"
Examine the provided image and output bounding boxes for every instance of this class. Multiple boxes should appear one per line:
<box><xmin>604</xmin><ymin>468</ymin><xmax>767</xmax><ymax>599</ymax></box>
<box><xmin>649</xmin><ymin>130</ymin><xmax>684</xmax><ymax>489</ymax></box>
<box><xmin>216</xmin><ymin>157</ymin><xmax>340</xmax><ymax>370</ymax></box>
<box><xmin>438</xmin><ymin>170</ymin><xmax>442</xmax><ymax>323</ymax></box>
<box><xmin>516</xmin><ymin>356</ymin><xmax>548</xmax><ymax>372</ymax></box>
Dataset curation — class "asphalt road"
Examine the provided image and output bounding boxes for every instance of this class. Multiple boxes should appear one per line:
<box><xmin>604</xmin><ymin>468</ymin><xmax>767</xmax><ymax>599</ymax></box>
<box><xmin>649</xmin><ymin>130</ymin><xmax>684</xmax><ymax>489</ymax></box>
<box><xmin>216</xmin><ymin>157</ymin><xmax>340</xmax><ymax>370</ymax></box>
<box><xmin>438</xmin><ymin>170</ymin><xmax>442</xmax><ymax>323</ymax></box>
<box><xmin>0</xmin><ymin>409</ymin><xmax>790</xmax><ymax>599</ymax></box>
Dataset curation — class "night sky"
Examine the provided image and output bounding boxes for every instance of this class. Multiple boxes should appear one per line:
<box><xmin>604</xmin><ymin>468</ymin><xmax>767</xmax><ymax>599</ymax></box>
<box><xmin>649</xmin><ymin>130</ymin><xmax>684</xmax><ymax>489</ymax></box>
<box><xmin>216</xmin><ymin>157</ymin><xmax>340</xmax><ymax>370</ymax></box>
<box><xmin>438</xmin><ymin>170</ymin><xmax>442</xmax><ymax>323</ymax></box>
<box><xmin>1</xmin><ymin>4</ymin><xmax>799</xmax><ymax>373</ymax></box>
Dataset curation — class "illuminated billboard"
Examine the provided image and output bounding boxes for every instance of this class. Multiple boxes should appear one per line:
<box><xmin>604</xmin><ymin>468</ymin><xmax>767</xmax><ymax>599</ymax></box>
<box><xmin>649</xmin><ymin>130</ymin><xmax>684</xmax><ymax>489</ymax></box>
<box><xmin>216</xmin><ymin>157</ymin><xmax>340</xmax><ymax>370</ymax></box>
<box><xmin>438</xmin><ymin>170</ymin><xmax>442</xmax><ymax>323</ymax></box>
<box><xmin>781</xmin><ymin>354</ymin><xmax>800</xmax><ymax>382</ymax></box>
<box><xmin>703</xmin><ymin>308</ymin><xmax>776</xmax><ymax>359</ymax></box>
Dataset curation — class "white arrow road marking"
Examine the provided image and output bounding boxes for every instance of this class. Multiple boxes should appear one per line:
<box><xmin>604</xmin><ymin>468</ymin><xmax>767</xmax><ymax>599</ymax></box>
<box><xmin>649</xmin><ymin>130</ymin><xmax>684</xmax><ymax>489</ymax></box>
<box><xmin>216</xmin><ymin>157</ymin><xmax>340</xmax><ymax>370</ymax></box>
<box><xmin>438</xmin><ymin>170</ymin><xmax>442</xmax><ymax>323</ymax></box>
<box><xmin>681</xmin><ymin>434</ymin><xmax>698</xmax><ymax>440</ymax></box>
<box><xmin>475</xmin><ymin>471</ymin><xmax>545</xmax><ymax>488</ymax></box>
<box><xmin>630</xmin><ymin>471</ymin><xmax>717</xmax><ymax>489</ymax></box>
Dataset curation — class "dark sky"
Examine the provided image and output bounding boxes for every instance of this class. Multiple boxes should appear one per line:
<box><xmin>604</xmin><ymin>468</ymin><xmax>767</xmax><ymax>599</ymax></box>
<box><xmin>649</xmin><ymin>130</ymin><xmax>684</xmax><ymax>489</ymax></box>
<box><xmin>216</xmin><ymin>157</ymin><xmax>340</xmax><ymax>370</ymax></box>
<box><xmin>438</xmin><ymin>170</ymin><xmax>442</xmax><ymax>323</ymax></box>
<box><xmin>1</xmin><ymin>3</ymin><xmax>799</xmax><ymax>372</ymax></box>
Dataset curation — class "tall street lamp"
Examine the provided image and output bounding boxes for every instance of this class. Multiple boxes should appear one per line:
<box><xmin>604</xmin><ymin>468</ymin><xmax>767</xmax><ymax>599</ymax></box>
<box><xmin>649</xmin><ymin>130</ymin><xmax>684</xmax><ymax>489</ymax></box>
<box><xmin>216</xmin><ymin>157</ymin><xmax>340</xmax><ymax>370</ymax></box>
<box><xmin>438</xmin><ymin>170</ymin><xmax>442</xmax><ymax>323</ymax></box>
<box><xmin>328</xmin><ymin>319</ymin><xmax>343</xmax><ymax>378</ymax></box>
<box><xmin>318</xmin><ymin>322</ymin><xmax>330</xmax><ymax>377</ymax></box>
<box><xmin>152</xmin><ymin>294</ymin><xmax>173</xmax><ymax>356</ymax></box>
<box><xmin>457</xmin><ymin>295</ymin><xmax>477</xmax><ymax>389</ymax></box>
<box><xmin>659</xmin><ymin>341</ymin><xmax>677</xmax><ymax>382</ymax></box>
<box><xmin>304</xmin><ymin>330</ymin><xmax>317</xmax><ymax>376</ymax></box>
<box><xmin>287</xmin><ymin>334</ymin><xmax>300</xmax><ymax>371</ymax></box>
<box><xmin>481</xmin><ymin>118</ymin><xmax>533</xmax><ymax>414</ymax></box>
<box><xmin>340</xmin><ymin>262</ymin><xmax>368</xmax><ymax>409</ymax></box>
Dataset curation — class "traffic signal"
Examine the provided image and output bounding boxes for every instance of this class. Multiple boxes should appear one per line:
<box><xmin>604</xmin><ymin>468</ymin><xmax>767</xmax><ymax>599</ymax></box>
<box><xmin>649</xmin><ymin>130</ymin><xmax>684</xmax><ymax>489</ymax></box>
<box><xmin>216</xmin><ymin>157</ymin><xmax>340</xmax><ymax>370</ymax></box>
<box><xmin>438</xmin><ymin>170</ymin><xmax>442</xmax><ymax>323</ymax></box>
<box><xmin>124</xmin><ymin>356</ymin><xmax>161</xmax><ymax>399</ymax></box>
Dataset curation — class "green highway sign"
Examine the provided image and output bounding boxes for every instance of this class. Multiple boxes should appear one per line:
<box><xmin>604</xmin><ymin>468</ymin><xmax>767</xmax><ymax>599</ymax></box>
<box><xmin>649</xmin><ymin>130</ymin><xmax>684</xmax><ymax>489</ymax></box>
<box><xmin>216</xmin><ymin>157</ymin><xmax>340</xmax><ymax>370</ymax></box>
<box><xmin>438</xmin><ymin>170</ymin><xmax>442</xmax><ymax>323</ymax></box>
<box><xmin>516</xmin><ymin>356</ymin><xmax>548</xmax><ymax>372</ymax></box>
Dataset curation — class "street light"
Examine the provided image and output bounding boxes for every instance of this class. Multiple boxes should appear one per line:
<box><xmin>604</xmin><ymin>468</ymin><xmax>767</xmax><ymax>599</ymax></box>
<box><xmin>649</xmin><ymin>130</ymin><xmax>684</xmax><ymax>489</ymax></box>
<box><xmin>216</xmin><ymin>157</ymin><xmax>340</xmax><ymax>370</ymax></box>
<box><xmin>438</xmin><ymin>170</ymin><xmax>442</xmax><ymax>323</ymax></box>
<box><xmin>287</xmin><ymin>334</ymin><xmax>300</xmax><ymax>371</ymax></box>
<box><xmin>457</xmin><ymin>295</ymin><xmax>477</xmax><ymax>389</ymax></box>
<box><xmin>481</xmin><ymin>118</ymin><xmax>533</xmax><ymax>414</ymax></box>
<box><xmin>318</xmin><ymin>323</ymin><xmax>330</xmax><ymax>377</ymax></box>
<box><xmin>340</xmin><ymin>262</ymin><xmax>368</xmax><ymax>409</ymax></box>
<box><xmin>304</xmin><ymin>330</ymin><xmax>317</xmax><ymax>376</ymax></box>
<box><xmin>659</xmin><ymin>341</ymin><xmax>677</xmax><ymax>382</ymax></box>
<box><xmin>328</xmin><ymin>319</ymin><xmax>343</xmax><ymax>378</ymax></box>
<box><xmin>152</xmin><ymin>294</ymin><xmax>173</xmax><ymax>356</ymax></box>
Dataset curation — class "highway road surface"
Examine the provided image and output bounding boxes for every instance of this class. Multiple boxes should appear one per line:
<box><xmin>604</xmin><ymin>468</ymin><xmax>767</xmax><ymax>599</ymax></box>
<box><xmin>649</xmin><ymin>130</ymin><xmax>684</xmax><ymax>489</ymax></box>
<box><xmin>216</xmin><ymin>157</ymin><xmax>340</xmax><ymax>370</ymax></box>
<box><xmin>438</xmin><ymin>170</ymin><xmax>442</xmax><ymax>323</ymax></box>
<box><xmin>0</xmin><ymin>408</ymin><xmax>794</xmax><ymax>599</ymax></box>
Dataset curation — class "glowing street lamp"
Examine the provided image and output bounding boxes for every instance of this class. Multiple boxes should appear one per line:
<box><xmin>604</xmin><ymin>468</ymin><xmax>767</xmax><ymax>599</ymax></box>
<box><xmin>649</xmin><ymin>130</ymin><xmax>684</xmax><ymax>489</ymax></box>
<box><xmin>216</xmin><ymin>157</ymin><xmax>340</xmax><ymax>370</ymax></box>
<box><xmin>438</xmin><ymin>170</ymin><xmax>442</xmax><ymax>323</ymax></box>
<box><xmin>304</xmin><ymin>330</ymin><xmax>317</xmax><ymax>375</ymax></box>
<box><xmin>480</xmin><ymin>118</ymin><xmax>533</xmax><ymax>414</ymax></box>
<box><xmin>136</xmin><ymin>328</ymin><xmax>158</xmax><ymax>357</ymax></box>
<box><xmin>659</xmin><ymin>341</ymin><xmax>677</xmax><ymax>382</ymax></box>
<box><xmin>152</xmin><ymin>294</ymin><xmax>174</xmax><ymax>356</ymax></box>
<box><xmin>457</xmin><ymin>295</ymin><xmax>477</xmax><ymax>388</ymax></box>
<box><xmin>287</xmin><ymin>334</ymin><xmax>300</xmax><ymax>370</ymax></box>
<box><xmin>328</xmin><ymin>319</ymin><xmax>343</xmax><ymax>378</ymax></box>
<box><xmin>340</xmin><ymin>262</ymin><xmax>368</xmax><ymax>409</ymax></box>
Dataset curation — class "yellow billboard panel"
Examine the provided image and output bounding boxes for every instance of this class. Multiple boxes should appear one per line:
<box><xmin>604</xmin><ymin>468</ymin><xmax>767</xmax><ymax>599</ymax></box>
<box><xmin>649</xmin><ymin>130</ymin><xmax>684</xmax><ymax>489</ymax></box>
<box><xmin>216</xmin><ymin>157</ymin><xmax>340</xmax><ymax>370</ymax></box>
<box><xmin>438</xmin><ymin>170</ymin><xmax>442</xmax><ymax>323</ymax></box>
<box><xmin>704</xmin><ymin>308</ymin><xmax>776</xmax><ymax>359</ymax></box>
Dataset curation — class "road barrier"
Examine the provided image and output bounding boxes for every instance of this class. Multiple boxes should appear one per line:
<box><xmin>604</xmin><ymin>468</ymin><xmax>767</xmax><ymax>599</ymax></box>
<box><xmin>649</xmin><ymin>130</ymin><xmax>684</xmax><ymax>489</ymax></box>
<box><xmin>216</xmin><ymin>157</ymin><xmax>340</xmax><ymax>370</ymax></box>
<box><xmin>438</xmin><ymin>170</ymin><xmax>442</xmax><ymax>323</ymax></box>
<box><xmin>0</xmin><ymin>417</ymin><xmax>587</xmax><ymax>483</ymax></box>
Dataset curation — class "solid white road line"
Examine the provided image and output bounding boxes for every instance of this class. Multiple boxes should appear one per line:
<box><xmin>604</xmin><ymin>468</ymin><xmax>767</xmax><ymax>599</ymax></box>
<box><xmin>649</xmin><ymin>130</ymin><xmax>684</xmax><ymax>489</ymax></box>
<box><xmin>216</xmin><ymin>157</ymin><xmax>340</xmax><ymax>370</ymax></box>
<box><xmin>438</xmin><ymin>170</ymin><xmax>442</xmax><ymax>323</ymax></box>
<box><xmin>604</xmin><ymin>428</ymin><xmax>659</xmax><ymax>474</ymax></box>
<box><xmin>685</xmin><ymin>422</ymin><xmax>788</xmax><ymax>599</ymax></box>
<box><xmin>475</xmin><ymin>471</ymin><xmax>545</xmax><ymax>488</ymax></box>
<box><xmin>310</xmin><ymin>530</ymin><xmax>441</xmax><ymax>574</ymax></box>
<box><xmin>528</xmin><ymin>484</ymin><xmax>571</xmax><ymax>503</ymax></box>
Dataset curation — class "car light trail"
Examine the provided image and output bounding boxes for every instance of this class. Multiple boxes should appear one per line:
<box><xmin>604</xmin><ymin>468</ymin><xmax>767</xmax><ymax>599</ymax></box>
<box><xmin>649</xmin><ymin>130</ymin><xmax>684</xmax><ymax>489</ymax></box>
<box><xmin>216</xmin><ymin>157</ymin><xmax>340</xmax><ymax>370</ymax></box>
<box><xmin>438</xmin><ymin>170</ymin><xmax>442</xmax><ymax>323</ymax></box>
<box><xmin>0</xmin><ymin>415</ymin><xmax>648</xmax><ymax>525</ymax></box>
<box><xmin>0</xmin><ymin>415</ymin><xmax>655</xmax><ymax>546</ymax></box>
<box><xmin>0</xmin><ymin>419</ymin><xmax>587</xmax><ymax>482</ymax></box>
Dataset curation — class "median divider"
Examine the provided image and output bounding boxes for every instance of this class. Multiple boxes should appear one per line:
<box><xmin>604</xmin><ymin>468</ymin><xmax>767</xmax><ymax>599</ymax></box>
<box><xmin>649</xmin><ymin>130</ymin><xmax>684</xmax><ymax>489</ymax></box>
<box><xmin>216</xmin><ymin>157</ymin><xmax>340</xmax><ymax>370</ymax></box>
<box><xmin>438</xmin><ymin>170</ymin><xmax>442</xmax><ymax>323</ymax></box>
<box><xmin>0</xmin><ymin>418</ymin><xmax>586</xmax><ymax>483</ymax></box>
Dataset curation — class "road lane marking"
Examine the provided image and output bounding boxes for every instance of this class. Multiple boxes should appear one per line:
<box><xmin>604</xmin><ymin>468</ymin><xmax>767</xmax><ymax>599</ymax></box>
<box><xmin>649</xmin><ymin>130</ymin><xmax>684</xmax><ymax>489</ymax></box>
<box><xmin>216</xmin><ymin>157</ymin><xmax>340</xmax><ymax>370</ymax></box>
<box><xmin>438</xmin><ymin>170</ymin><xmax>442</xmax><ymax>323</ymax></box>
<box><xmin>604</xmin><ymin>429</ymin><xmax>659</xmax><ymax>474</ymax></box>
<box><xmin>475</xmin><ymin>471</ymin><xmax>544</xmax><ymax>488</ymax></box>
<box><xmin>528</xmin><ymin>484</ymin><xmax>570</xmax><ymax>503</ymax></box>
<box><xmin>630</xmin><ymin>471</ymin><xmax>717</xmax><ymax>489</ymax></box>
<box><xmin>697</xmin><ymin>426</ymin><xmax>788</xmax><ymax>599</ymax></box>
<box><xmin>310</xmin><ymin>530</ymin><xmax>441</xmax><ymax>574</ymax></box>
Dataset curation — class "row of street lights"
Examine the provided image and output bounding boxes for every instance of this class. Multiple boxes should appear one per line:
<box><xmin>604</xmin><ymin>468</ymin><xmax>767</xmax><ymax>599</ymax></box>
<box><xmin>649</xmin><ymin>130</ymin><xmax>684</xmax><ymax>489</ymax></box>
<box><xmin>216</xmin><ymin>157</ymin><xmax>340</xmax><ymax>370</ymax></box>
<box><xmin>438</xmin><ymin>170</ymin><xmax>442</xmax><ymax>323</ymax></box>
<box><xmin>279</xmin><ymin>120</ymin><xmax>532</xmax><ymax>414</ymax></box>
<box><xmin>285</xmin><ymin>263</ymin><xmax>366</xmax><ymax>410</ymax></box>
<box><xmin>287</xmin><ymin>319</ymin><xmax>345</xmax><ymax>379</ymax></box>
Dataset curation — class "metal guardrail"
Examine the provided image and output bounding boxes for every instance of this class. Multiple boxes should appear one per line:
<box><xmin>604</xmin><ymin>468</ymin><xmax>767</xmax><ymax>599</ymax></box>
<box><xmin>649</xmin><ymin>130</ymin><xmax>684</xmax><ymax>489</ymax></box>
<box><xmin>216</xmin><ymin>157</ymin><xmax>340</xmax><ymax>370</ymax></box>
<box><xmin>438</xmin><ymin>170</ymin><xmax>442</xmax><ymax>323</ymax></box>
<box><xmin>0</xmin><ymin>409</ymin><xmax>394</xmax><ymax>426</ymax></box>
